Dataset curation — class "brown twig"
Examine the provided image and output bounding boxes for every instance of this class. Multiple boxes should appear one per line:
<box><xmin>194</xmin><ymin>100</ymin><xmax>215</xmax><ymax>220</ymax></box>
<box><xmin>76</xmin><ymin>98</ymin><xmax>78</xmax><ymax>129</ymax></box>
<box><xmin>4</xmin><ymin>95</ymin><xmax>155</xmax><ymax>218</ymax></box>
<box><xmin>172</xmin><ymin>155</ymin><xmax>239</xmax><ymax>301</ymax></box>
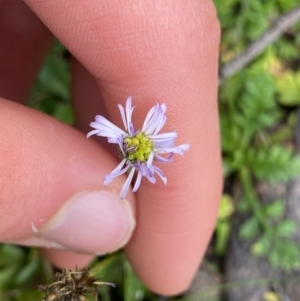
<box><xmin>219</xmin><ymin>5</ymin><xmax>300</xmax><ymax>82</ymax></box>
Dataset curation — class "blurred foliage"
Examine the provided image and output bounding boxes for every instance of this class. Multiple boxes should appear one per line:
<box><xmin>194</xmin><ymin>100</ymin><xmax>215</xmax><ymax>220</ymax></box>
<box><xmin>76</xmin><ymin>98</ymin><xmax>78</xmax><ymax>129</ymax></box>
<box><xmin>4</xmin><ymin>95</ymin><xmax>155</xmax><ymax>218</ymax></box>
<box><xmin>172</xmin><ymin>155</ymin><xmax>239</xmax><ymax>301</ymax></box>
<box><xmin>218</xmin><ymin>0</ymin><xmax>300</xmax><ymax>272</ymax></box>
<box><xmin>263</xmin><ymin>291</ymin><xmax>281</xmax><ymax>301</ymax></box>
<box><xmin>215</xmin><ymin>195</ymin><xmax>234</xmax><ymax>255</ymax></box>
<box><xmin>27</xmin><ymin>41</ymin><xmax>74</xmax><ymax>125</ymax></box>
<box><xmin>2</xmin><ymin>0</ymin><xmax>300</xmax><ymax>300</ymax></box>
<box><xmin>215</xmin><ymin>0</ymin><xmax>300</xmax><ymax>62</ymax></box>
<box><xmin>0</xmin><ymin>244</ymin><xmax>54</xmax><ymax>301</ymax></box>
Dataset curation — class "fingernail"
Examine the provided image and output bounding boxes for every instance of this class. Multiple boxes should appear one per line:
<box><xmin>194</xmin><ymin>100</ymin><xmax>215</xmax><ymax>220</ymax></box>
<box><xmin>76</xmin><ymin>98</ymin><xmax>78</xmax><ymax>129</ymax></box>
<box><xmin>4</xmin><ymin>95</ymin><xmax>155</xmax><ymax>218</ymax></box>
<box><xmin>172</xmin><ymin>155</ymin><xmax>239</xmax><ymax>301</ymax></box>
<box><xmin>40</xmin><ymin>190</ymin><xmax>135</xmax><ymax>254</ymax></box>
<box><xmin>10</xmin><ymin>237</ymin><xmax>66</xmax><ymax>249</ymax></box>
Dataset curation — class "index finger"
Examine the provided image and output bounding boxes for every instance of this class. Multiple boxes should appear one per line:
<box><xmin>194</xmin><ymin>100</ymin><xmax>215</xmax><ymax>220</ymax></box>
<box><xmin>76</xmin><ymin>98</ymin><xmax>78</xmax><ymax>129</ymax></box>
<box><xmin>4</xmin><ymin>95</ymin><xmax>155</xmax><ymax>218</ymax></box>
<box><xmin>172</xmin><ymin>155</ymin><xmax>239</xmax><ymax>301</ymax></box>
<box><xmin>24</xmin><ymin>0</ymin><xmax>222</xmax><ymax>295</ymax></box>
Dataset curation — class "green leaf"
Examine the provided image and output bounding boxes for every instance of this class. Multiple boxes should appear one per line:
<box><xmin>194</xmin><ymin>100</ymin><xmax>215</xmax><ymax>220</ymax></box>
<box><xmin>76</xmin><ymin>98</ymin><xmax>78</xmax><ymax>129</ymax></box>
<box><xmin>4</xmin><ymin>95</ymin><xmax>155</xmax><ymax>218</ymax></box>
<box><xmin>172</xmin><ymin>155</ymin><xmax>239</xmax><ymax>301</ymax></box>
<box><xmin>0</xmin><ymin>244</ymin><xmax>25</xmax><ymax>263</ymax></box>
<box><xmin>220</xmin><ymin>68</ymin><xmax>280</xmax><ymax>158</ymax></box>
<box><xmin>14</xmin><ymin>259</ymin><xmax>39</xmax><ymax>286</ymax></box>
<box><xmin>222</xmin><ymin>157</ymin><xmax>236</xmax><ymax>177</ymax></box>
<box><xmin>270</xmin><ymin>240</ymin><xmax>300</xmax><ymax>270</ymax></box>
<box><xmin>91</xmin><ymin>254</ymin><xmax>124</xmax><ymax>285</ymax></box>
<box><xmin>269</xmin><ymin>249</ymin><xmax>281</xmax><ymax>268</ymax></box>
<box><xmin>276</xmin><ymin>70</ymin><xmax>300</xmax><ymax>106</ymax></box>
<box><xmin>0</xmin><ymin>265</ymin><xmax>20</xmax><ymax>287</ymax></box>
<box><xmin>265</xmin><ymin>200</ymin><xmax>284</xmax><ymax>218</ymax></box>
<box><xmin>220</xmin><ymin>113</ymin><xmax>244</xmax><ymax>153</ymax></box>
<box><xmin>276</xmin><ymin>220</ymin><xmax>297</xmax><ymax>237</ymax></box>
<box><xmin>123</xmin><ymin>260</ymin><xmax>147</xmax><ymax>301</ymax></box>
<box><xmin>218</xmin><ymin>195</ymin><xmax>235</xmax><ymax>220</ymax></box>
<box><xmin>264</xmin><ymin>291</ymin><xmax>280</xmax><ymax>301</ymax></box>
<box><xmin>251</xmin><ymin>236</ymin><xmax>270</xmax><ymax>256</ymax></box>
<box><xmin>246</xmin><ymin>146</ymin><xmax>300</xmax><ymax>183</ymax></box>
<box><xmin>27</xmin><ymin>41</ymin><xmax>72</xmax><ymax>124</ymax></box>
<box><xmin>237</xmin><ymin>196</ymin><xmax>251</xmax><ymax>213</ymax></box>
<box><xmin>239</xmin><ymin>217</ymin><xmax>260</xmax><ymax>239</ymax></box>
<box><xmin>38</xmin><ymin>43</ymin><xmax>70</xmax><ymax>100</ymax></box>
<box><xmin>52</xmin><ymin>103</ymin><xmax>74</xmax><ymax>125</ymax></box>
<box><xmin>215</xmin><ymin>222</ymin><xmax>231</xmax><ymax>255</ymax></box>
<box><xmin>11</xmin><ymin>290</ymin><xmax>43</xmax><ymax>301</ymax></box>
<box><xmin>275</xmin><ymin>39</ymin><xmax>299</xmax><ymax>61</ymax></box>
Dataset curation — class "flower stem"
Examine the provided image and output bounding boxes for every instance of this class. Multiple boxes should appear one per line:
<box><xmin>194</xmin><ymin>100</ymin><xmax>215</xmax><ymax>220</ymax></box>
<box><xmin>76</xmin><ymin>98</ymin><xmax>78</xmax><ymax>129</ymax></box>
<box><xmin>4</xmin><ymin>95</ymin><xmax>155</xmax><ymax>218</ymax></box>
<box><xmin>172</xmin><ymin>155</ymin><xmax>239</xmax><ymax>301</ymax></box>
<box><xmin>239</xmin><ymin>167</ymin><xmax>270</xmax><ymax>234</ymax></box>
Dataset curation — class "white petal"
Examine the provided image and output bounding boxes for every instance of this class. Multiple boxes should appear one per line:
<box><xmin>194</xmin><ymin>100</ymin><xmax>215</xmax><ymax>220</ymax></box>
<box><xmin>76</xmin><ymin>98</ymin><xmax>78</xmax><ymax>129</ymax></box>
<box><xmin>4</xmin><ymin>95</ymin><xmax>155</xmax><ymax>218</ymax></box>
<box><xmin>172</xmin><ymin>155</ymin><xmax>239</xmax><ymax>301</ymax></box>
<box><xmin>95</xmin><ymin>116</ymin><xmax>125</xmax><ymax>135</ymax></box>
<box><xmin>106</xmin><ymin>158</ymin><xmax>127</xmax><ymax>175</ymax></box>
<box><xmin>104</xmin><ymin>159</ymin><xmax>127</xmax><ymax>186</ymax></box>
<box><xmin>154</xmin><ymin>115</ymin><xmax>166</xmax><ymax>134</ymax></box>
<box><xmin>154</xmin><ymin>166</ymin><xmax>167</xmax><ymax>185</ymax></box>
<box><xmin>142</xmin><ymin>105</ymin><xmax>156</xmax><ymax>132</ymax></box>
<box><xmin>154</xmin><ymin>154</ymin><xmax>174</xmax><ymax>163</ymax></box>
<box><xmin>120</xmin><ymin>168</ymin><xmax>135</xmax><ymax>199</ymax></box>
<box><xmin>132</xmin><ymin>171</ymin><xmax>143</xmax><ymax>192</ymax></box>
<box><xmin>152</xmin><ymin>135</ymin><xmax>176</xmax><ymax>147</ymax></box>
<box><xmin>118</xmin><ymin>104</ymin><xmax>127</xmax><ymax>131</ymax></box>
<box><xmin>108</xmin><ymin>138</ymin><xmax>119</xmax><ymax>143</ymax></box>
<box><xmin>104</xmin><ymin>164</ymin><xmax>130</xmax><ymax>181</ymax></box>
<box><xmin>146</xmin><ymin>151</ymin><xmax>154</xmax><ymax>168</ymax></box>
<box><xmin>178</xmin><ymin>144</ymin><xmax>190</xmax><ymax>151</ymax></box>
<box><xmin>146</xmin><ymin>174</ymin><xmax>156</xmax><ymax>184</ymax></box>
<box><xmin>96</xmin><ymin>131</ymin><xmax>121</xmax><ymax>139</ymax></box>
<box><xmin>87</xmin><ymin>129</ymin><xmax>100</xmax><ymax>138</ymax></box>
<box><xmin>117</xmin><ymin>136</ymin><xmax>125</xmax><ymax>156</ymax></box>
<box><xmin>145</xmin><ymin>104</ymin><xmax>167</xmax><ymax>135</ymax></box>
<box><xmin>153</xmin><ymin>140</ymin><xmax>175</xmax><ymax>149</ymax></box>
<box><xmin>144</xmin><ymin>105</ymin><xmax>161</xmax><ymax>135</ymax></box>
<box><xmin>149</xmin><ymin>132</ymin><xmax>177</xmax><ymax>140</ymax></box>
<box><xmin>156</xmin><ymin>144</ymin><xmax>190</xmax><ymax>155</ymax></box>
<box><xmin>128</xmin><ymin>122</ymin><xmax>135</xmax><ymax>136</ymax></box>
<box><xmin>88</xmin><ymin>130</ymin><xmax>121</xmax><ymax>140</ymax></box>
<box><xmin>125</xmin><ymin>96</ymin><xmax>134</xmax><ymax>135</ymax></box>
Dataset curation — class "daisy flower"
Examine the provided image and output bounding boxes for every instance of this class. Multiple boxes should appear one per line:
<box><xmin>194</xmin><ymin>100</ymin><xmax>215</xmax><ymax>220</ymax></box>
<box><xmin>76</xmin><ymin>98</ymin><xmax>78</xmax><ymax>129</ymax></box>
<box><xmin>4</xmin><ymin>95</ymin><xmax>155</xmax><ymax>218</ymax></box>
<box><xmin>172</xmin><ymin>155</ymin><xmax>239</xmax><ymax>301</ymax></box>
<box><xmin>87</xmin><ymin>96</ymin><xmax>190</xmax><ymax>199</ymax></box>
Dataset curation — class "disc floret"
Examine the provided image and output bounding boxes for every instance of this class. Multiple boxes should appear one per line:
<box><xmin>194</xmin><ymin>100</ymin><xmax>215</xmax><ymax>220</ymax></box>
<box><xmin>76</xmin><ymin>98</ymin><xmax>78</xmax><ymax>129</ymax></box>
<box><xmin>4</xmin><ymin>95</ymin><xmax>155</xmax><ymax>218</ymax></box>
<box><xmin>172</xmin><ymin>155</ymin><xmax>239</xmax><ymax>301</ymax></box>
<box><xmin>123</xmin><ymin>132</ymin><xmax>153</xmax><ymax>162</ymax></box>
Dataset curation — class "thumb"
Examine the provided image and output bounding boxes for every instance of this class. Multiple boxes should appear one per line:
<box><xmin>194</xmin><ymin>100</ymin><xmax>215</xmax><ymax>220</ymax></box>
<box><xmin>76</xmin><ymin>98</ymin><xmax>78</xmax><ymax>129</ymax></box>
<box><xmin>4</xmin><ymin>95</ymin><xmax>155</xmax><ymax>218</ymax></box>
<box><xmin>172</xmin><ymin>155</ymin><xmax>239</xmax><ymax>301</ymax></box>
<box><xmin>0</xmin><ymin>98</ymin><xmax>136</xmax><ymax>254</ymax></box>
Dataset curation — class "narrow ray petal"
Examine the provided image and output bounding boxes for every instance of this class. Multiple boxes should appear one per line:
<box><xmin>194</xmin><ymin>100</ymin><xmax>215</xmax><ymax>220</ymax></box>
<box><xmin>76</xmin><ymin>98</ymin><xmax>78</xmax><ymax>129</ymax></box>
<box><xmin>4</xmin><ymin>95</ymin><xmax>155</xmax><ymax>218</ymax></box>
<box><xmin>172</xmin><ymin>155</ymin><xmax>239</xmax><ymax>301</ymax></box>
<box><xmin>120</xmin><ymin>168</ymin><xmax>135</xmax><ymax>199</ymax></box>
<box><xmin>142</xmin><ymin>105</ymin><xmax>156</xmax><ymax>132</ymax></box>
<box><xmin>154</xmin><ymin>166</ymin><xmax>167</xmax><ymax>185</ymax></box>
<box><xmin>133</xmin><ymin>171</ymin><xmax>143</xmax><ymax>192</ymax></box>
<box><xmin>147</xmin><ymin>151</ymin><xmax>154</xmax><ymax>168</ymax></box>
<box><xmin>118</xmin><ymin>104</ymin><xmax>127</xmax><ymax>130</ymax></box>
<box><xmin>95</xmin><ymin>116</ymin><xmax>125</xmax><ymax>135</ymax></box>
<box><xmin>87</xmin><ymin>129</ymin><xmax>101</xmax><ymax>138</ymax></box>
<box><xmin>154</xmin><ymin>153</ymin><xmax>174</xmax><ymax>163</ymax></box>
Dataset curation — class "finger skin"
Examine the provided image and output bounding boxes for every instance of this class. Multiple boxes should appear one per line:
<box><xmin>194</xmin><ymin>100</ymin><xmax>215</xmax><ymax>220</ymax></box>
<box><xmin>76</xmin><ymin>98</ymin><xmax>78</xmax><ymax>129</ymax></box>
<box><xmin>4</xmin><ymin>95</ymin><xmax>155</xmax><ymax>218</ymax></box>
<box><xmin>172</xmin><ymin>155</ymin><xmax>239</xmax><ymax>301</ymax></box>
<box><xmin>41</xmin><ymin>249</ymin><xmax>94</xmax><ymax>270</ymax></box>
<box><xmin>71</xmin><ymin>58</ymin><xmax>118</xmax><ymax>155</ymax></box>
<box><xmin>0</xmin><ymin>2</ymin><xmax>135</xmax><ymax>269</ymax></box>
<box><xmin>0</xmin><ymin>98</ymin><xmax>136</xmax><ymax>245</ymax></box>
<box><xmin>0</xmin><ymin>0</ymin><xmax>53</xmax><ymax>103</ymax></box>
<box><xmin>0</xmin><ymin>2</ymin><xmax>96</xmax><ymax>268</ymax></box>
<box><xmin>23</xmin><ymin>0</ymin><xmax>221</xmax><ymax>295</ymax></box>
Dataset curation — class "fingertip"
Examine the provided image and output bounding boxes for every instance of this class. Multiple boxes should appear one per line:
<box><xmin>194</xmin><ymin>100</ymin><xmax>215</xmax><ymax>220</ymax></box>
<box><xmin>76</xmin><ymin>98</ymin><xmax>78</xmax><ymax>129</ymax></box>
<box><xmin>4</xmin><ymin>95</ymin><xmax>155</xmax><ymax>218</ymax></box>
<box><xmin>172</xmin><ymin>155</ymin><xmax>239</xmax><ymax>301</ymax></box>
<box><xmin>39</xmin><ymin>190</ymin><xmax>136</xmax><ymax>254</ymax></box>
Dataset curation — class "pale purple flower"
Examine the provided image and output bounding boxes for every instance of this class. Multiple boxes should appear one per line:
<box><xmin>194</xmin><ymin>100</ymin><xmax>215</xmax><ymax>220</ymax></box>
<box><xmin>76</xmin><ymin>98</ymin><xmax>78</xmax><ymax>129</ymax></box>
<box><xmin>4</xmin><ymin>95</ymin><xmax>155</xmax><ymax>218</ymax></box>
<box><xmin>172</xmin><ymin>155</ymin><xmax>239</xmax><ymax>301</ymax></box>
<box><xmin>87</xmin><ymin>96</ymin><xmax>190</xmax><ymax>199</ymax></box>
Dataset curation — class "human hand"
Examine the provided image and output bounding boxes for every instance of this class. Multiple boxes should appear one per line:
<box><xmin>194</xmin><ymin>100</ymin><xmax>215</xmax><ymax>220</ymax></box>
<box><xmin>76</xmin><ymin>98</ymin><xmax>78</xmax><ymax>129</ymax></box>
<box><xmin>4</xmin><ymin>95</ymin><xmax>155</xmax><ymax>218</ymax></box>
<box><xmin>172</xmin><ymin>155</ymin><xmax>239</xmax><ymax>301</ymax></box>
<box><xmin>0</xmin><ymin>0</ymin><xmax>221</xmax><ymax>295</ymax></box>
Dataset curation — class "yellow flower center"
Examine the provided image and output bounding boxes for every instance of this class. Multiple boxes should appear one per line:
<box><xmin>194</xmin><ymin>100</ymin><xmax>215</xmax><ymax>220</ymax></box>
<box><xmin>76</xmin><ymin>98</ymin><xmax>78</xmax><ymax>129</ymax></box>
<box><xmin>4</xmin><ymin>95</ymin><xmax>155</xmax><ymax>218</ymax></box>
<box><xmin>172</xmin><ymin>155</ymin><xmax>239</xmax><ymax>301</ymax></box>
<box><xmin>123</xmin><ymin>132</ymin><xmax>153</xmax><ymax>162</ymax></box>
